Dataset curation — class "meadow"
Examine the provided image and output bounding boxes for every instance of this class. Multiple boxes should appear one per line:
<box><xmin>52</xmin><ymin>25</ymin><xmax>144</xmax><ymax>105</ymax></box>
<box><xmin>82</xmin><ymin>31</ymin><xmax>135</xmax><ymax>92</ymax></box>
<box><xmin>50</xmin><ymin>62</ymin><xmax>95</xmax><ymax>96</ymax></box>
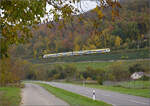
<box><xmin>38</xmin><ymin>59</ymin><xmax>150</xmax><ymax>72</ymax></box>
<box><xmin>0</xmin><ymin>86</ymin><xmax>21</xmax><ymax>106</ymax></box>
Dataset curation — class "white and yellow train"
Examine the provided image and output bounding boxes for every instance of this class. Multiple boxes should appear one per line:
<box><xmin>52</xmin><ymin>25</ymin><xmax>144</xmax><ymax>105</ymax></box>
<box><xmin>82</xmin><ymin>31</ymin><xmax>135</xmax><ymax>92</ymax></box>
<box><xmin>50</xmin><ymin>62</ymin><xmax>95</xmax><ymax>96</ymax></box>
<box><xmin>43</xmin><ymin>48</ymin><xmax>110</xmax><ymax>58</ymax></box>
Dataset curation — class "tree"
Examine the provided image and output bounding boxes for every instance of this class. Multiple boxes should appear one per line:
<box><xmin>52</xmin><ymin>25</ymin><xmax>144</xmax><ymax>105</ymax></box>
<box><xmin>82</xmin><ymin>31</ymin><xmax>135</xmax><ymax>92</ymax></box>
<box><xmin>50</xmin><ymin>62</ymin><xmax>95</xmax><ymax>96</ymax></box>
<box><xmin>115</xmin><ymin>36</ymin><xmax>122</xmax><ymax>48</ymax></box>
<box><xmin>0</xmin><ymin>0</ymin><xmax>121</xmax><ymax>58</ymax></box>
<box><xmin>0</xmin><ymin>58</ymin><xmax>28</xmax><ymax>85</ymax></box>
<box><xmin>129</xmin><ymin>63</ymin><xmax>145</xmax><ymax>74</ymax></box>
<box><xmin>74</xmin><ymin>36</ymin><xmax>81</xmax><ymax>51</ymax></box>
<box><xmin>0</xmin><ymin>0</ymin><xmax>46</xmax><ymax>58</ymax></box>
<box><xmin>108</xmin><ymin>62</ymin><xmax>130</xmax><ymax>81</ymax></box>
<box><xmin>84</xmin><ymin>32</ymin><xmax>101</xmax><ymax>50</ymax></box>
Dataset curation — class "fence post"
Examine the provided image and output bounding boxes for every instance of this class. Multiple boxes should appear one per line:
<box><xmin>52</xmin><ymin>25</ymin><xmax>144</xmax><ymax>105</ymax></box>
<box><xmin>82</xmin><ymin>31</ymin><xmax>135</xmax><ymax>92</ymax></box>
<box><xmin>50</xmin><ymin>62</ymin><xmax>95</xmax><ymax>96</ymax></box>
<box><xmin>93</xmin><ymin>90</ymin><xmax>96</xmax><ymax>100</ymax></box>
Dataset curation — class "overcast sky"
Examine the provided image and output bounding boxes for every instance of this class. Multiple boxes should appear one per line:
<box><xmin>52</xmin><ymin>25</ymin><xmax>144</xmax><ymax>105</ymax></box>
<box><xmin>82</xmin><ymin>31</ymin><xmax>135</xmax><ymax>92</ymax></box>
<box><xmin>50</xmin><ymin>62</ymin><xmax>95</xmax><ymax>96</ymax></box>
<box><xmin>44</xmin><ymin>1</ymin><xmax>98</xmax><ymax>21</ymax></box>
<box><xmin>75</xmin><ymin>1</ymin><xmax>97</xmax><ymax>12</ymax></box>
<box><xmin>47</xmin><ymin>1</ymin><xmax>98</xmax><ymax>12</ymax></box>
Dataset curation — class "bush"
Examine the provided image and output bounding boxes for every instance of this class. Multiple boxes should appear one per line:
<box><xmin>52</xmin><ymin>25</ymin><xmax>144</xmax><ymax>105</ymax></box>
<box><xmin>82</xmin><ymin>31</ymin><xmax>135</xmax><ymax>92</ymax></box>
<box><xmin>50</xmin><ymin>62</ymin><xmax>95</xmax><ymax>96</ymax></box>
<box><xmin>84</xmin><ymin>67</ymin><xmax>106</xmax><ymax>84</ymax></box>
<box><xmin>64</xmin><ymin>64</ymin><xmax>77</xmax><ymax>80</ymax></box>
<box><xmin>0</xmin><ymin>58</ymin><xmax>28</xmax><ymax>86</ymax></box>
<box><xmin>107</xmin><ymin>62</ymin><xmax>130</xmax><ymax>81</ymax></box>
<box><xmin>86</xmin><ymin>77</ymin><xmax>92</xmax><ymax>81</ymax></box>
<box><xmin>140</xmin><ymin>76</ymin><xmax>150</xmax><ymax>81</ymax></box>
<box><xmin>97</xmin><ymin>76</ymin><xmax>103</xmax><ymax>85</ymax></box>
<box><xmin>85</xmin><ymin>67</ymin><xmax>105</xmax><ymax>80</ymax></box>
<box><xmin>129</xmin><ymin>63</ymin><xmax>144</xmax><ymax>74</ymax></box>
<box><xmin>107</xmin><ymin>73</ymin><xmax>116</xmax><ymax>81</ymax></box>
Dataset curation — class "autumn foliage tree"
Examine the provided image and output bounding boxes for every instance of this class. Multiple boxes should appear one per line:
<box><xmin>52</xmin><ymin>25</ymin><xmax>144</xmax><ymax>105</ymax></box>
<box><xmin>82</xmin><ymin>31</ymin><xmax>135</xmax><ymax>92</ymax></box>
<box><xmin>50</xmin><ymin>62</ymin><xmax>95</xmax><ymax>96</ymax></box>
<box><xmin>0</xmin><ymin>58</ymin><xmax>28</xmax><ymax>86</ymax></box>
<box><xmin>115</xmin><ymin>36</ymin><xmax>122</xmax><ymax>48</ymax></box>
<box><xmin>0</xmin><ymin>0</ymin><xmax>121</xmax><ymax>58</ymax></box>
<box><xmin>0</xmin><ymin>0</ymin><xmax>123</xmax><ymax>86</ymax></box>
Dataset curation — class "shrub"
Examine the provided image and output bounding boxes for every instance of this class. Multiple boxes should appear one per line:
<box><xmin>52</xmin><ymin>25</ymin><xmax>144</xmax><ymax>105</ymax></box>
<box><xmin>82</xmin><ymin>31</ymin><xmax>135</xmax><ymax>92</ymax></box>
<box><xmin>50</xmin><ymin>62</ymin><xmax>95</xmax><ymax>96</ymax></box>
<box><xmin>108</xmin><ymin>62</ymin><xmax>130</xmax><ymax>81</ymax></box>
<box><xmin>64</xmin><ymin>64</ymin><xmax>78</xmax><ymax>80</ymax></box>
<box><xmin>86</xmin><ymin>77</ymin><xmax>92</xmax><ymax>81</ymax></box>
<box><xmin>97</xmin><ymin>76</ymin><xmax>103</xmax><ymax>85</ymax></box>
<box><xmin>107</xmin><ymin>73</ymin><xmax>116</xmax><ymax>81</ymax></box>
<box><xmin>140</xmin><ymin>75</ymin><xmax>150</xmax><ymax>81</ymax></box>
<box><xmin>0</xmin><ymin>58</ymin><xmax>28</xmax><ymax>86</ymax></box>
<box><xmin>129</xmin><ymin>63</ymin><xmax>144</xmax><ymax>74</ymax></box>
<box><xmin>85</xmin><ymin>67</ymin><xmax>105</xmax><ymax>80</ymax></box>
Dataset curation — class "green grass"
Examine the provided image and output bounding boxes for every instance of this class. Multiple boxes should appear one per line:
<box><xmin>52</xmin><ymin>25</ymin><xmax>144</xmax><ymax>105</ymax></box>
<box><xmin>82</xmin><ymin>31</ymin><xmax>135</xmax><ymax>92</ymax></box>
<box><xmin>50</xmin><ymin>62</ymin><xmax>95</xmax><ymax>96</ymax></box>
<box><xmin>0</xmin><ymin>86</ymin><xmax>21</xmax><ymax>106</ymax></box>
<box><xmin>117</xmin><ymin>81</ymin><xmax>150</xmax><ymax>89</ymax></box>
<box><xmin>35</xmin><ymin>61</ymin><xmax>114</xmax><ymax>72</ymax></box>
<box><xmin>69</xmin><ymin>62</ymin><xmax>112</xmax><ymax>71</ymax></box>
<box><xmin>28</xmin><ymin>48</ymin><xmax>150</xmax><ymax>64</ymax></box>
<box><xmin>85</xmin><ymin>84</ymin><xmax>150</xmax><ymax>98</ymax></box>
<box><xmin>32</xmin><ymin>59</ymin><xmax>150</xmax><ymax>72</ymax></box>
<box><xmin>66</xmin><ymin>82</ymin><xmax>150</xmax><ymax>98</ymax></box>
<box><xmin>35</xmin><ymin>82</ymin><xmax>111</xmax><ymax>106</ymax></box>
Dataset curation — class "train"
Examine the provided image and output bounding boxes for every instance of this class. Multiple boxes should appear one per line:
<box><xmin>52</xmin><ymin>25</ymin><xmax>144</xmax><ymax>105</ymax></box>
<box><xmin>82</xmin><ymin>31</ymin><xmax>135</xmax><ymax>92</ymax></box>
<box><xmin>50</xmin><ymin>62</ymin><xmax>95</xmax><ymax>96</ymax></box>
<box><xmin>43</xmin><ymin>48</ymin><xmax>110</xmax><ymax>58</ymax></box>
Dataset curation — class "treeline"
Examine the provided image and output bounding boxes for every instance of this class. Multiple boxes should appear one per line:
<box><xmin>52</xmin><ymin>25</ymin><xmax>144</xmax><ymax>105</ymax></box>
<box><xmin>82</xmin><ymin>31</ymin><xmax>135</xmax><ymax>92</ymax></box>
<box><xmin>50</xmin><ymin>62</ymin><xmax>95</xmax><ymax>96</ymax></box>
<box><xmin>26</xmin><ymin>61</ymin><xmax>150</xmax><ymax>85</ymax></box>
<box><xmin>9</xmin><ymin>0</ymin><xmax>150</xmax><ymax>59</ymax></box>
<box><xmin>0</xmin><ymin>57</ymin><xmax>149</xmax><ymax>86</ymax></box>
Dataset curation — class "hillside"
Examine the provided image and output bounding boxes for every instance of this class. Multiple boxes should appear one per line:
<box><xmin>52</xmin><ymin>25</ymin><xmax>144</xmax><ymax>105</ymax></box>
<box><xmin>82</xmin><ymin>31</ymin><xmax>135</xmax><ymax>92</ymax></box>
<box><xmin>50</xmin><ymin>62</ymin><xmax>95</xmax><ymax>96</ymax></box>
<box><xmin>9</xmin><ymin>0</ymin><xmax>150</xmax><ymax>59</ymax></box>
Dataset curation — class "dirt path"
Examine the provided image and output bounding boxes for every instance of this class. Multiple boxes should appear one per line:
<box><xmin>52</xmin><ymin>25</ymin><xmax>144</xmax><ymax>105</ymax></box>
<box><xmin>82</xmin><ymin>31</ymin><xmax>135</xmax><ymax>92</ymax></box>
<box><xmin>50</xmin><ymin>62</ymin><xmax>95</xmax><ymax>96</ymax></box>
<box><xmin>21</xmin><ymin>83</ymin><xmax>69</xmax><ymax>106</ymax></box>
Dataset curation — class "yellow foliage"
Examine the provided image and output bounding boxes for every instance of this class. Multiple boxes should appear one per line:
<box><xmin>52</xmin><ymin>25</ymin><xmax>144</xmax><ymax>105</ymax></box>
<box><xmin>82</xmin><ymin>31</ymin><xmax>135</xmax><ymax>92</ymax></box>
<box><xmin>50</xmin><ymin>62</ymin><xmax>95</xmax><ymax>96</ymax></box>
<box><xmin>74</xmin><ymin>44</ymin><xmax>80</xmax><ymax>51</ymax></box>
<box><xmin>74</xmin><ymin>36</ymin><xmax>81</xmax><ymax>51</ymax></box>
<box><xmin>94</xmin><ymin>6</ymin><xmax>104</xmax><ymax>19</ymax></box>
<box><xmin>115</xmin><ymin>36</ymin><xmax>122</xmax><ymax>47</ymax></box>
<box><xmin>86</xmin><ymin>77</ymin><xmax>92</xmax><ymax>81</ymax></box>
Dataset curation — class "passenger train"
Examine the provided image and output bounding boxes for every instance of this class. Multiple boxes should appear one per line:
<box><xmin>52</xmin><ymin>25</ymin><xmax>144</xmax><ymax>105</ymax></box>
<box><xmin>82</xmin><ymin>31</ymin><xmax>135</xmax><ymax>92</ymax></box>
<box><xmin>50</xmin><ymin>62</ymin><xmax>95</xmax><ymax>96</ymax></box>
<box><xmin>43</xmin><ymin>48</ymin><xmax>110</xmax><ymax>58</ymax></box>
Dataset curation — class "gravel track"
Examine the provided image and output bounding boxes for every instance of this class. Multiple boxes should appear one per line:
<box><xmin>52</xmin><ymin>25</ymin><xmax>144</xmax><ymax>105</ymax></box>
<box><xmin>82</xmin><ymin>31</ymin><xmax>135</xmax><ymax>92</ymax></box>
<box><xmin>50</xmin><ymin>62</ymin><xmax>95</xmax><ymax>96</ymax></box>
<box><xmin>21</xmin><ymin>83</ymin><xmax>69</xmax><ymax>106</ymax></box>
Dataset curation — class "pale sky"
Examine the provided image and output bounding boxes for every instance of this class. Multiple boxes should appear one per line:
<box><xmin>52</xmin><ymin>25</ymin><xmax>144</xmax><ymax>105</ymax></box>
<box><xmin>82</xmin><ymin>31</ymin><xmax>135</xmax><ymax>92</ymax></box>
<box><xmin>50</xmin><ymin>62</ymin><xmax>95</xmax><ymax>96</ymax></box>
<box><xmin>0</xmin><ymin>1</ymin><xmax>98</xmax><ymax>22</ymax></box>
<box><xmin>75</xmin><ymin>1</ymin><xmax>97</xmax><ymax>12</ymax></box>
<box><xmin>44</xmin><ymin>1</ymin><xmax>98</xmax><ymax>21</ymax></box>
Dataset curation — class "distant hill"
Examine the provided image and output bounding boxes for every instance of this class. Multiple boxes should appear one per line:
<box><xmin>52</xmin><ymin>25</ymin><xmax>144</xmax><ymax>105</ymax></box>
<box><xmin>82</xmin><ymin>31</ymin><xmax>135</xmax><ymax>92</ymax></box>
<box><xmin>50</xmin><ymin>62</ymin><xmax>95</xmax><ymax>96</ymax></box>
<box><xmin>9</xmin><ymin>0</ymin><xmax>150</xmax><ymax>59</ymax></box>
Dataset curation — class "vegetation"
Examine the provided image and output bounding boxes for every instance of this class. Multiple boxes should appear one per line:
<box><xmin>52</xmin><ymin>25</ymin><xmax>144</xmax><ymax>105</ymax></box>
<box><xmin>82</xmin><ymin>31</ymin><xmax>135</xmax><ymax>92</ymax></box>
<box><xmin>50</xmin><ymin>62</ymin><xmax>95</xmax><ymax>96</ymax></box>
<box><xmin>107</xmin><ymin>62</ymin><xmax>130</xmax><ymax>81</ymax></box>
<box><xmin>0</xmin><ymin>1</ymin><xmax>149</xmax><ymax>106</ymax></box>
<box><xmin>8</xmin><ymin>0</ymin><xmax>150</xmax><ymax>60</ymax></box>
<box><xmin>0</xmin><ymin>0</ymin><xmax>120</xmax><ymax>58</ymax></box>
<box><xmin>27</xmin><ymin>48</ymin><xmax>149</xmax><ymax>63</ymax></box>
<box><xmin>0</xmin><ymin>58</ymin><xmax>29</xmax><ymax>86</ymax></box>
<box><xmin>116</xmin><ymin>81</ymin><xmax>150</xmax><ymax>89</ymax></box>
<box><xmin>1</xmin><ymin>54</ymin><xmax>149</xmax><ymax>86</ymax></box>
<box><xmin>84</xmin><ymin>83</ymin><xmax>150</xmax><ymax>98</ymax></box>
<box><xmin>1</xmin><ymin>59</ymin><xmax>146</xmax><ymax>85</ymax></box>
<box><xmin>0</xmin><ymin>86</ymin><xmax>21</xmax><ymax>106</ymax></box>
<box><xmin>129</xmin><ymin>62</ymin><xmax>150</xmax><ymax>74</ymax></box>
<box><xmin>35</xmin><ymin>82</ymin><xmax>111</xmax><ymax>106</ymax></box>
<box><xmin>64</xmin><ymin>81</ymin><xmax>150</xmax><ymax>98</ymax></box>
<box><xmin>0</xmin><ymin>1</ymin><xmax>149</xmax><ymax>101</ymax></box>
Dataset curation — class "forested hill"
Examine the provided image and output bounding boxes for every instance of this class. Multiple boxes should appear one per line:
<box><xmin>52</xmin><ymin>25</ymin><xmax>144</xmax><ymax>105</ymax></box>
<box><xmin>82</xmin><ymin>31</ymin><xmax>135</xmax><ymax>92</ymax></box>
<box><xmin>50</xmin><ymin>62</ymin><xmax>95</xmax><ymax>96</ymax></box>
<box><xmin>9</xmin><ymin>0</ymin><xmax>150</xmax><ymax>59</ymax></box>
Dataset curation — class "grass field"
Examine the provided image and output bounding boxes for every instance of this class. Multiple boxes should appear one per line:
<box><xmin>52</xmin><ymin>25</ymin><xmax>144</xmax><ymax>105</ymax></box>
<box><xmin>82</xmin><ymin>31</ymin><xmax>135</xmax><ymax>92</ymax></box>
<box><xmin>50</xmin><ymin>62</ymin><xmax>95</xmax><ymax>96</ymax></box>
<box><xmin>64</xmin><ymin>61</ymin><xmax>113</xmax><ymax>71</ymax></box>
<box><xmin>61</xmin><ymin>59</ymin><xmax>144</xmax><ymax>71</ymax></box>
<box><xmin>64</xmin><ymin>81</ymin><xmax>150</xmax><ymax>98</ymax></box>
<box><xmin>117</xmin><ymin>81</ymin><xmax>150</xmax><ymax>89</ymax></box>
<box><xmin>34</xmin><ymin>59</ymin><xmax>149</xmax><ymax>72</ymax></box>
<box><xmin>84</xmin><ymin>84</ymin><xmax>150</xmax><ymax>98</ymax></box>
<box><xmin>0</xmin><ymin>86</ymin><xmax>21</xmax><ymax>106</ymax></box>
<box><xmin>35</xmin><ymin>82</ymin><xmax>111</xmax><ymax>106</ymax></box>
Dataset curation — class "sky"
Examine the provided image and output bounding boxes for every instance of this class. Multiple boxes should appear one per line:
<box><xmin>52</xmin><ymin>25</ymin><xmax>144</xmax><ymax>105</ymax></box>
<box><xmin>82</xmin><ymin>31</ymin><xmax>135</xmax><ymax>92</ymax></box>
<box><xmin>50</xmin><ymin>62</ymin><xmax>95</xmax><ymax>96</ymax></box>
<box><xmin>46</xmin><ymin>1</ymin><xmax>98</xmax><ymax>12</ymax></box>
<box><xmin>0</xmin><ymin>0</ymin><xmax>98</xmax><ymax>22</ymax></box>
<box><xmin>44</xmin><ymin>1</ymin><xmax>98</xmax><ymax>21</ymax></box>
<box><xmin>75</xmin><ymin>1</ymin><xmax>98</xmax><ymax>12</ymax></box>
